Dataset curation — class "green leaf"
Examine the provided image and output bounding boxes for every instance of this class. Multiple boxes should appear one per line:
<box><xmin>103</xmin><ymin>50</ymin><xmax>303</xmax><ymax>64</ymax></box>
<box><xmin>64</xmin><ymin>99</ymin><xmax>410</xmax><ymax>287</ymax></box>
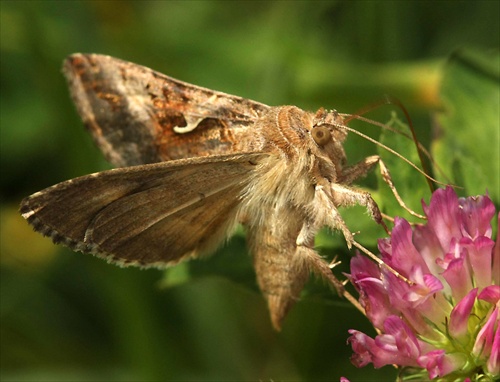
<box><xmin>433</xmin><ymin>49</ymin><xmax>500</xmax><ymax>204</ymax></box>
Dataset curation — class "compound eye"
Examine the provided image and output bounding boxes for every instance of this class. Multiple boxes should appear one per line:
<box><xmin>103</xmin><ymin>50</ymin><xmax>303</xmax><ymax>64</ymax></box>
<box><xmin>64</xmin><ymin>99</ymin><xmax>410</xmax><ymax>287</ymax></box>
<box><xmin>311</xmin><ymin>125</ymin><xmax>331</xmax><ymax>146</ymax></box>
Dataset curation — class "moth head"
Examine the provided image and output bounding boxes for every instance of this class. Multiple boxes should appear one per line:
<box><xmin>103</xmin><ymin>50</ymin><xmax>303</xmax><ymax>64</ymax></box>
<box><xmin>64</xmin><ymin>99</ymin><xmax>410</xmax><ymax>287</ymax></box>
<box><xmin>311</xmin><ymin>108</ymin><xmax>347</xmax><ymax>147</ymax></box>
<box><xmin>311</xmin><ymin>125</ymin><xmax>331</xmax><ymax>146</ymax></box>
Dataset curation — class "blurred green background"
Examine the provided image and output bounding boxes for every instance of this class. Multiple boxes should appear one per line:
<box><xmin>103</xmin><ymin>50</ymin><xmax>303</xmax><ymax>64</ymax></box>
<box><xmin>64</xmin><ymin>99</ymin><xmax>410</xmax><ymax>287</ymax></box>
<box><xmin>1</xmin><ymin>1</ymin><xmax>499</xmax><ymax>381</ymax></box>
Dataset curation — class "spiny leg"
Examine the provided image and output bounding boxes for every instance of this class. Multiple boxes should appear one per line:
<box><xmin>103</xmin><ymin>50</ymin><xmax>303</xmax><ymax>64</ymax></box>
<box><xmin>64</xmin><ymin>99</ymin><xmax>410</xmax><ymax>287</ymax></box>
<box><xmin>329</xmin><ymin>182</ymin><xmax>389</xmax><ymax>235</ymax></box>
<box><xmin>342</xmin><ymin>155</ymin><xmax>425</xmax><ymax>220</ymax></box>
<box><xmin>296</xmin><ymin>243</ymin><xmax>344</xmax><ymax>296</ymax></box>
<box><xmin>295</xmin><ymin>235</ymin><xmax>364</xmax><ymax>314</ymax></box>
<box><xmin>377</xmin><ymin>158</ymin><xmax>426</xmax><ymax>219</ymax></box>
<box><xmin>340</xmin><ymin>155</ymin><xmax>379</xmax><ymax>184</ymax></box>
<box><xmin>308</xmin><ymin>185</ymin><xmax>356</xmax><ymax>247</ymax></box>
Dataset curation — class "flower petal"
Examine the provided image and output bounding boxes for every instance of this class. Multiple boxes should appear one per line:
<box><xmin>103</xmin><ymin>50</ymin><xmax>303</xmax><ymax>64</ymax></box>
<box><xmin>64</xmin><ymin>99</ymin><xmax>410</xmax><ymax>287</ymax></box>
<box><xmin>458</xmin><ymin>193</ymin><xmax>495</xmax><ymax>240</ymax></box>
<box><xmin>347</xmin><ymin>317</ymin><xmax>424</xmax><ymax>370</ymax></box>
<box><xmin>381</xmin><ymin>271</ymin><xmax>443</xmax><ymax>336</ymax></box>
<box><xmin>472</xmin><ymin>307</ymin><xmax>498</xmax><ymax>362</ymax></box>
<box><xmin>355</xmin><ymin>277</ymin><xmax>394</xmax><ymax>330</ymax></box>
<box><xmin>349</xmin><ymin>254</ymin><xmax>397</xmax><ymax>329</ymax></box>
<box><xmin>404</xmin><ymin>269</ymin><xmax>443</xmax><ymax>306</ymax></box>
<box><xmin>486</xmin><ymin>321</ymin><xmax>499</xmax><ymax>376</ymax></box>
<box><xmin>413</xmin><ymin>223</ymin><xmax>446</xmax><ymax>278</ymax></box>
<box><xmin>422</xmin><ymin>187</ymin><xmax>461</xmax><ymax>253</ymax></box>
<box><xmin>417</xmin><ymin>349</ymin><xmax>467</xmax><ymax>379</ymax></box>
<box><xmin>349</xmin><ymin>252</ymin><xmax>381</xmax><ymax>281</ymax></box>
<box><xmin>494</xmin><ymin>213</ymin><xmax>500</xmax><ymax>285</ymax></box>
<box><xmin>449</xmin><ymin>288</ymin><xmax>478</xmax><ymax>342</ymax></box>
<box><xmin>347</xmin><ymin>330</ymin><xmax>376</xmax><ymax>368</ymax></box>
<box><xmin>441</xmin><ymin>255</ymin><xmax>473</xmax><ymax>302</ymax></box>
<box><xmin>384</xmin><ymin>218</ymin><xmax>429</xmax><ymax>275</ymax></box>
<box><xmin>465</xmin><ymin>236</ymin><xmax>495</xmax><ymax>290</ymax></box>
<box><xmin>478</xmin><ymin>285</ymin><xmax>500</xmax><ymax>305</ymax></box>
<box><xmin>381</xmin><ymin>316</ymin><xmax>421</xmax><ymax>360</ymax></box>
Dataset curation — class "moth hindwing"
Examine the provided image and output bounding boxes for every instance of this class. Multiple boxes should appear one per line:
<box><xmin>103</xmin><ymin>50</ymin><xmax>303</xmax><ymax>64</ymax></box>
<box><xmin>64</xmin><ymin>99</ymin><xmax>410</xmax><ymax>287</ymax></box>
<box><xmin>21</xmin><ymin>54</ymin><xmax>388</xmax><ymax>330</ymax></box>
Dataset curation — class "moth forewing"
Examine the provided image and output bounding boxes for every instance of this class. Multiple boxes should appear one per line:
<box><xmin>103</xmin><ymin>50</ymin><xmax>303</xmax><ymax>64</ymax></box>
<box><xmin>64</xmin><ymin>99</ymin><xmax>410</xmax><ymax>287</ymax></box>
<box><xmin>63</xmin><ymin>54</ymin><xmax>269</xmax><ymax>167</ymax></box>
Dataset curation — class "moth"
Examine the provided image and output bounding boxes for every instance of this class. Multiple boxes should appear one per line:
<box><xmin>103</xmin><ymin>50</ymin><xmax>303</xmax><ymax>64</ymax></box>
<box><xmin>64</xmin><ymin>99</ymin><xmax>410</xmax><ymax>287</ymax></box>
<box><xmin>21</xmin><ymin>54</ymin><xmax>392</xmax><ymax>330</ymax></box>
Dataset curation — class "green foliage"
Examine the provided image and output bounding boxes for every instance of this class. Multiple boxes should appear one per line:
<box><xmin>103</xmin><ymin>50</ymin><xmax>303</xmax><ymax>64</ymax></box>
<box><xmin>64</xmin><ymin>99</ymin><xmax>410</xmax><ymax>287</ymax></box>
<box><xmin>434</xmin><ymin>49</ymin><xmax>500</xmax><ymax>203</ymax></box>
<box><xmin>376</xmin><ymin>112</ymin><xmax>433</xmax><ymax>223</ymax></box>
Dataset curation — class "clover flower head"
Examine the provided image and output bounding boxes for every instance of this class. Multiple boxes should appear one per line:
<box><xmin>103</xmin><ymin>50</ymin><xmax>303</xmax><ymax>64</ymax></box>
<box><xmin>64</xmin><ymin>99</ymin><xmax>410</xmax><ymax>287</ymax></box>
<box><xmin>347</xmin><ymin>187</ymin><xmax>499</xmax><ymax>381</ymax></box>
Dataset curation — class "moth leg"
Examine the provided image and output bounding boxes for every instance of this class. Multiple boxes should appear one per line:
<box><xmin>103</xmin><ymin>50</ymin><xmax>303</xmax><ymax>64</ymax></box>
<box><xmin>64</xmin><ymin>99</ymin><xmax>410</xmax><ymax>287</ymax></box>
<box><xmin>296</xmin><ymin>238</ymin><xmax>344</xmax><ymax>296</ymax></box>
<box><xmin>343</xmin><ymin>155</ymin><xmax>425</xmax><ymax>220</ymax></box>
<box><xmin>308</xmin><ymin>185</ymin><xmax>356</xmax><ymax>247</ymax></box>
<box><xmin>330</xmin><ymin>182</ymin><xmax>388</xmax><ymax>235</ymax></box>
<box><xmin>341</xmin><ymin>154</ymin><xmax>380</xmax><ymax>184</ymax></box>
<box><xmin>336</xmin><ymin>155</ymin><xmax>387</xmax><ymax>230</ymax></box>
<box><xmin>296</xmin><ymin>236</ymin><xmax>367</xmax><ymax>318</ymax></box>
<box><xmin>377</xmin><ymin>158</ymin><xmax>426</xmax><ymax>219</ymax></box>
<box><xmin>296</xmin><ymin>220</ymin><xmax>346</xmax><ymax>296</ymax></box>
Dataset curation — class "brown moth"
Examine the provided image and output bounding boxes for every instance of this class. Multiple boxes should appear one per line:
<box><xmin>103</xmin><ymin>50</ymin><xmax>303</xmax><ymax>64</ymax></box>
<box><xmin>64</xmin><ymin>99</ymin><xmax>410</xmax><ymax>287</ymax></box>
<box><xmin>20</xmin><ymin>54</ymin><xmax>389</xmax><ymax>330</ymax></box>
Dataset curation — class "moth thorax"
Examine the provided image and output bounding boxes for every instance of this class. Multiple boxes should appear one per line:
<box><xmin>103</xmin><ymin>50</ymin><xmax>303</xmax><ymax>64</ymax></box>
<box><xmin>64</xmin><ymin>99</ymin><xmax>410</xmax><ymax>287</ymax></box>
<box><xmin>260</xmin><ymin>106</ymin><xmax>313</xmax><ymax>157</ymax></box>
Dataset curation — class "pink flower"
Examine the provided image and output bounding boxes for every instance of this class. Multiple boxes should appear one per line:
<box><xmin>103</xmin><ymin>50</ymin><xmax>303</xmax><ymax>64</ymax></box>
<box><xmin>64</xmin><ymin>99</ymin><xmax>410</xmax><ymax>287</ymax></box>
<box><xmin>347</xmin><ymin>187</ymin><xmax>499</xmax><ymax>381</ymax></box>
